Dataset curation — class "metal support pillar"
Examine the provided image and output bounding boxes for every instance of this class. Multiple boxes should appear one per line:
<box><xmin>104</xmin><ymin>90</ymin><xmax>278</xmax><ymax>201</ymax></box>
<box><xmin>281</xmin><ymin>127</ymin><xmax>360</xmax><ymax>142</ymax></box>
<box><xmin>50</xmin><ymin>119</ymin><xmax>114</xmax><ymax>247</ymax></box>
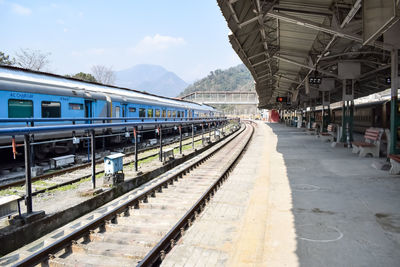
<box><xmin>390</xmin><ymin>48</ymin><xmax>399</xmax><ymax>154</ymax></box>
<box><xmin>311</xmin><ymin>106</ymin><xmax>315</xmax><ymax>125</ymax></box>
<box><xmin>87</xmin><ymin>134</ymin><xmax>90</xmax><ymax>163</ymax></box>
<box><xmin>179</xmin><ymin>125</ymin><xmax>182</xmax><ymax>154</ymax></box>
<box><xmin>326</xmin><ymin>105</ymin><xmax>331</xmax><ymax>127</ymax></box>
<box><xmin>191</xmin><ymin>124</ymin><xmax>194</xmax><ymax>149</ymax></box>
<box><xmin>321</xmin><ymin>91</ymin><xmax>331</xmax><ymax>132</ymax></box>
<box><xmin>30</xmin><ymin>122</ymin><xmax>35</xmax><ymax>167</ymax></box>
<box><xmin>24</xmin><ymin>134</ymin><xmax>32</xmax><ymax>214</ymax></box>
<box><xmin>321</xmin><ymin>92</ymin><xmax>326</xmax><ymax>132</ymax></box>
<box><xmin>340</xmin><ymin>79</ymin><xmax>354</xmax><ymax>145</ymax></box>
<box><xmin>322</xmin><ymin>105</ymin><xmax>325</xmax><ymax>131</ymax></box>
<box><xmin>102</xmin><ymin>131</ymin><xmax>106</xmax><ymax>152</ymax></box>
<box><xmin>134</xmin><ymin>127</ymin><xmax>138</xmax><ymax>171</ymax></box>
<box><xmin>159</xmin><ymin>126</ymin><xmax>163</xmax><ymax>161</ymax></box>
<box><xmin>209</xmin><ymin>123</ymin><xmax>211</xmax><ymax>139</ymax></box>
<box><xmin>90</xmin><ymin>130</ymin><xmax>96</xmax><ymax>189</ymax></box>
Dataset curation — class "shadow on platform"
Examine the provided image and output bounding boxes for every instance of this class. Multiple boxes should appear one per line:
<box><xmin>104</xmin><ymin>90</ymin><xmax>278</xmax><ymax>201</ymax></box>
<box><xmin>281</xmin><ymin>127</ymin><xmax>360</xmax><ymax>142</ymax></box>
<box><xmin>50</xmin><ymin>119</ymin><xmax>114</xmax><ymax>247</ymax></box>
<box><xmin>267</xmin><ymin>122</ymin><xmax>400</xmax><ymax>267</ymax></box>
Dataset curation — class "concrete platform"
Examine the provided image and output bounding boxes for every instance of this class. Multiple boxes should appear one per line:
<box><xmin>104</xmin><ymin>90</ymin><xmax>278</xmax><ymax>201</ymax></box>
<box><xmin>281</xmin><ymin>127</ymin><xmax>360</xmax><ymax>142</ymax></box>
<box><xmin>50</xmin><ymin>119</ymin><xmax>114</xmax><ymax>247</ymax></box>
<box><xmin>161</xmin><ymin>122</ymin><xmax>400</xmax><ymax>267</ymax></box>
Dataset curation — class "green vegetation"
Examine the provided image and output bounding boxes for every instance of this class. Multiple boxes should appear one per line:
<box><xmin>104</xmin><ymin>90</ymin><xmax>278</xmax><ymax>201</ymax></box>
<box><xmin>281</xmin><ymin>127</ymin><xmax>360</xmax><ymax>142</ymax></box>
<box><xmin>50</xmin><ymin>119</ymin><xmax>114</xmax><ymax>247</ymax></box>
<box><xmin>0</xmin><ymin>186</ymin><xmax>24</xmax><ymax>196</ymax></box>
<box><xmin>47</xmin><ymin>177</ymin><xmax>91</xmax><ymax>193</ymax></box>
<box><xmin>33</xmin><ymin>180</ymin><xmax>56</xmax><ymax>187</ymax></box>
<box><xmin>0</xmin><ymin>51</ymin><xmax>14</xmax><ymax>66</ymax></box>
<box><xmin>139</xmin><ymin>154</ymin><xmax>159</xmax><ymax>166</ymax></box>
<box><xmin>66</xmin><ymin>72</ymin><xmax>97</xmax><ymax>82</ymax></box>
<box><xmin>179</xmin><ymin>64</ymin><xmax>254</xmax><ymax>96</ymax></box>
<box><xmin>33</xmin><ymin>180</ymin><xmax>57</xmax><ymax>191</ymax></box>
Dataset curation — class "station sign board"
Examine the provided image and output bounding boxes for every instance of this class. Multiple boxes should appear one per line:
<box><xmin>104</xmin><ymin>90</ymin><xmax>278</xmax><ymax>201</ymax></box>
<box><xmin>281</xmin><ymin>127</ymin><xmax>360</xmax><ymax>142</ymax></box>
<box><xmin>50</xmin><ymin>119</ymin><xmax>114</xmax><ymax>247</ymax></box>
<box><xmin>308</xmin><ymin>76</ymin><xmax>322</xmax><ymax>85</ymax></box>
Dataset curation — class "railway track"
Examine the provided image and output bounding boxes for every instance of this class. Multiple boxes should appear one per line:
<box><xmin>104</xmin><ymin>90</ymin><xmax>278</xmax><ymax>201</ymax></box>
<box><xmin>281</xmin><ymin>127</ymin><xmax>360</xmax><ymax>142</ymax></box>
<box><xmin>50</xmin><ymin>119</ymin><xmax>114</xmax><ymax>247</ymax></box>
<box><xmin>0</xmin><ymin>126</ymin><xmax>227</xmax><ymax>192</ymax></box>
<box><xmin>5</xmin><ymin>122</ymin><xmax>253</xmax><ymax>267</ymax></box>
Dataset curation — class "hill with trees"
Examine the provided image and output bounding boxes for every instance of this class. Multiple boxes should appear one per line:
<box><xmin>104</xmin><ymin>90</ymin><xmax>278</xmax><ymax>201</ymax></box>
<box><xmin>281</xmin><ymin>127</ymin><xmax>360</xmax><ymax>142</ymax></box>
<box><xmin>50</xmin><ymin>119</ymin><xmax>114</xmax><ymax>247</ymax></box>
<box><xmin>179</xmin><ymin>64</ymin><xmax>254</xmax><ymax>96</ymax></box>
<box><xmin>115</xmin><ymin>64</ymin><xmax>188</xmax><ymax>98</ymax></box>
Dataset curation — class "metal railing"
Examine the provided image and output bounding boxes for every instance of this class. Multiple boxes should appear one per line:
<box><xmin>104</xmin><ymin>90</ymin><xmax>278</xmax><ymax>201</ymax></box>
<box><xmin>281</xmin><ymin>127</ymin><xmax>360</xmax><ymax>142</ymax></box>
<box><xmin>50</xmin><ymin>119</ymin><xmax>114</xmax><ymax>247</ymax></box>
<box><xmin>0</xmin><ymin>117</ymin><xmax>236</xmax><ymax>216</ymax></box>
<box><xmin>0</xmin><ymin>116</ymin><xmax>225</xmax><ymax>123</ymax></box>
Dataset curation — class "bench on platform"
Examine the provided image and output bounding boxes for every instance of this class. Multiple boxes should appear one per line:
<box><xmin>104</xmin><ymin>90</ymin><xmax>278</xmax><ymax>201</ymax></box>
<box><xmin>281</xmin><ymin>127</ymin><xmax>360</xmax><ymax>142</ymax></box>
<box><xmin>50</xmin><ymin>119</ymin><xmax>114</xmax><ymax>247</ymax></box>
<box><xmin>306</xmin><ymin>122</ymin><xmax>318</xmax><ymax>135</ymax></box>
<box><xmin>352</xmin><ymin>128</ymin><xmax>383</xmax><ymax>157</ymax></box>
<box><xmin>162</xmin><ymin>148</ymin><xmax>174</xmax><ymax>162</ymax></box>
<box><xmin>319</xmin><ymin>124</ymin><xmax>336</xmax><ymax>142</ymax></box>
<box><xmin>388</xmin><ymin>154</ymin><xmax>400</xmax><ymax>174</ymax></box>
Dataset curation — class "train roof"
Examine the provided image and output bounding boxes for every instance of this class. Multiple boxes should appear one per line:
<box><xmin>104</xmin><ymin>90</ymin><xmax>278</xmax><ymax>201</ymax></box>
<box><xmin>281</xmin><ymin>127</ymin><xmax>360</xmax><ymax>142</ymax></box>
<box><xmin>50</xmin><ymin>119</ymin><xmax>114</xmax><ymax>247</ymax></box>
<box><xmin>0</xmin><ymin>65</ymin><xmax>216</xmax><ymax>112</ymax></box>
<box><xmin>311</xmin><ymin>89</ymin><xmax>394</xmax><ymax>111</ymax></box>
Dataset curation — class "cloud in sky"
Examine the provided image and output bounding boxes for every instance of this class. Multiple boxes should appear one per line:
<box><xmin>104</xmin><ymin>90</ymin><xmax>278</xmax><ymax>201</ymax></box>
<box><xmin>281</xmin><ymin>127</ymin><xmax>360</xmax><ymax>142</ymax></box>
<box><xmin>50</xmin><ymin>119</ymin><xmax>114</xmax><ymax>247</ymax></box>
<box><xmin>88</xmin><ymin>48</ymin><xmax>106</xmax><ymax>55</ymax></box>
<box><xmin>132</xmin><ymin>34</ymin><xmax>186</xmax><ymax>54</ymax></box>
<box><xmin>12</xmin><ymin>3</ymin><xmax>32</xmax><ymax>15</ymax></box>
<box><xmin>70</xmin><ymin>48</ymin><xmax>106</xmax><ymax>57</ymax></box>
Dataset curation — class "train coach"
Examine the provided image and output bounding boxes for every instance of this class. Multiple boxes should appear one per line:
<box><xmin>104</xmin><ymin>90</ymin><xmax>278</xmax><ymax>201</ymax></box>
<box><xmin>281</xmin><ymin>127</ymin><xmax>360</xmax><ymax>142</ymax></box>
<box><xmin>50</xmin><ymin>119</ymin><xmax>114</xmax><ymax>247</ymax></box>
<box><xmin>310</xmin><ymin>97</ymin><xmax>391</xmax><ymax>134</ymax></box>
<box><xmin>0</xmin><ymin>66</ymin><xmax>220</xmax><ymax>158</ymax></box>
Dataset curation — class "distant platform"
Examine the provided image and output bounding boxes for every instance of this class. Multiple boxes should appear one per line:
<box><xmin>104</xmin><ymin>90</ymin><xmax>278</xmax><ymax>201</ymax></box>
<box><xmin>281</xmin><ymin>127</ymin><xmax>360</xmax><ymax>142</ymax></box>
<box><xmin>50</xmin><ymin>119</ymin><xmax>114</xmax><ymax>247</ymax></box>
<box><xmin>162</xmin><ymin>121</ymin><xmax>400</xmax><ymax>267</ymax></box>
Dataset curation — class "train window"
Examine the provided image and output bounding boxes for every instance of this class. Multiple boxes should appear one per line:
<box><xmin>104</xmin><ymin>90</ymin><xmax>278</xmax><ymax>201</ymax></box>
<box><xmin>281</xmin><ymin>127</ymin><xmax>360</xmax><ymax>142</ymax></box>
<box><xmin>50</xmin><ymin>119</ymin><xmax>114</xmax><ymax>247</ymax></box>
<box><xmin>8</xmin><ymin>99</ymin><xmax>33</xmax><ymax>118</ymax></box>
<box><xmin>69</xmin><ymin>103</ymin><xmax>83</xmax><ymax>110</ymax></box>
<box><xmin>162</xmin><ymin>110</ymin><xmax>166</xmax><ymax>118</ymax></box>
<box><xmin>139</xmin><ymin>108</ymin><xmax>146</xmax><ymax>118</ymax></box>
<box><xmin>42</xmin><ymin>101</ymin><xmax>61</xmax><ymax>118</ymax></box>
<box><xmin>177</xmin><ymin>111</ymin><xmax>181</xmax><ymax>117</ymax></box>
<box><xmin>115</xmin><ymin>106</ymin><xmax>120</xmax><ymax>118</ymax></box>
<box><xmin>129</xmin><ymin>107</ymin><xmax>136</xmax><ymax>113</ymax></box>
<box><xmin>172</xmin><ymin>111</ymin><xmax>176</xmax><ymax>117</ymax></box>
<box><xmin>147</xmin><ymin>109</ymin><xmax>153</xmax><ymax>118</ymax></box>
<box><xmin>155</xmin><ymin>109</ymin><xmax>160</xmax><ymax>117</ymax></box>
<box><xmin>167</xmin><ymin>111</ymin><xmax>172</xmax><ymax>118</ymax></box>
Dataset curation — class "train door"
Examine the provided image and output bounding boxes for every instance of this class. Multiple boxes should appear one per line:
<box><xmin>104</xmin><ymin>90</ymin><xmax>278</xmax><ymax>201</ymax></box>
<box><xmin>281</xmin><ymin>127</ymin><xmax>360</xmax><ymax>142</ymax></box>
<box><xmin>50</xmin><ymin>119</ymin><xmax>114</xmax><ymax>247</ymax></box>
<box><xmin>84</xmin><ymin>100</ymin><xmax>93</xmax><ymax>123</ymax></box>
<box><xmin>122</xmin><ymin>104</ymin><xmax>128</xmax><ymax>118</ymax></box>
<box><xmin>115</xmin><ymin>106</ymin><xmax>120</xmax><ymax>118</ymax></box>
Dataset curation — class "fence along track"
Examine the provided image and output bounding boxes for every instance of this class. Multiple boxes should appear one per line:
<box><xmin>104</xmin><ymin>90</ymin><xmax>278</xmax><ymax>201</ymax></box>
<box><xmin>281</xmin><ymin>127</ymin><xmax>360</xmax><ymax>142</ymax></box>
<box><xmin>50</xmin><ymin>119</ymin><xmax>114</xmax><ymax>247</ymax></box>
<box><xmin>11</xmin><ymin>122</ymin><xmax>252</xmax><ymax>267</ymax></box>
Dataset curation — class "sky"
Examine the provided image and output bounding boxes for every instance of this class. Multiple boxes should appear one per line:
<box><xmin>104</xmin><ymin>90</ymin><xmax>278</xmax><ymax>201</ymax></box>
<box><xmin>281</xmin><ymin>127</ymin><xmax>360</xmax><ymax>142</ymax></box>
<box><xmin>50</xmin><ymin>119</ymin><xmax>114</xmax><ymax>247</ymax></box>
<box><xmin>0</xmin><ymin>0</ymin><xmax>242</xmax><ymax>83</ymax></box>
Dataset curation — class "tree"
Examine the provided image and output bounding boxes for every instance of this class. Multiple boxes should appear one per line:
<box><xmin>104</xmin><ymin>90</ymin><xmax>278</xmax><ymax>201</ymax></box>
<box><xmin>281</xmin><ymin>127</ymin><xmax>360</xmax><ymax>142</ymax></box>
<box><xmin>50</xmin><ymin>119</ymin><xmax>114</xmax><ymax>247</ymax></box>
<box><xmin>0</xmin><ymin>51</ymin><xmax>14</xmax><ymax>66</ymax></box>
<box><xmin>14</xmin><ymin>48</ymin><xmax>51</xmax><ymax>71</ymax></box>
<box><xmin>91</xmin><ymin>65</ymin><xmax>115</xmax><ymax>85</ymax></box>
<box><xmin>66</xmin><ymin>72</ymin><xmax>97</xmax><ymax>83</ymax></box>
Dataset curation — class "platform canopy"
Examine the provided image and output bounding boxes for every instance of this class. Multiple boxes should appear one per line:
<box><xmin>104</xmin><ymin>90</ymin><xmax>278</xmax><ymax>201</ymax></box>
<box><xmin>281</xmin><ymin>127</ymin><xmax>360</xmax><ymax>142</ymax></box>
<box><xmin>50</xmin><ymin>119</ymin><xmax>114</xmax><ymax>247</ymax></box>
<box><xmin>217</xmin><ymin>0</ymin><xmax>400</xmax><ymax>109</ymax></box>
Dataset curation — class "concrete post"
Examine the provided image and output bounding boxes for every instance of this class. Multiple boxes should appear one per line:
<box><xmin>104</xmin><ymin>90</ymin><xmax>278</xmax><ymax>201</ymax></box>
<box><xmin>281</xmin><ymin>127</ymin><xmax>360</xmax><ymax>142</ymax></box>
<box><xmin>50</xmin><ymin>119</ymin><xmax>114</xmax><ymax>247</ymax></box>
<box><xmin>90</xmin><ymin>130</ymin><xmax>96</xmax><ymax>189</ymax></box>
<box><xmin>24</xmin><ymin>134</ymin><xmax>32</xmax><ymax>214</ymax></box>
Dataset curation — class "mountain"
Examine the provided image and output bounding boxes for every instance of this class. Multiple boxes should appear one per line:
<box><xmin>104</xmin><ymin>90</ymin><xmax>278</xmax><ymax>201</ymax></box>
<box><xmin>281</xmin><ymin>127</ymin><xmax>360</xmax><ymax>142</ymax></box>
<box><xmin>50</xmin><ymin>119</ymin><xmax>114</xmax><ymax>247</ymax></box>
<box><xmin>179</xmin><ymin>64</ymin><xmax>254</xmax><ymax>97</ymax></box>
<box><xmin>115</xmin><ymin>64</ymin><xmax>188</xmax><ymax>97</ymax></box>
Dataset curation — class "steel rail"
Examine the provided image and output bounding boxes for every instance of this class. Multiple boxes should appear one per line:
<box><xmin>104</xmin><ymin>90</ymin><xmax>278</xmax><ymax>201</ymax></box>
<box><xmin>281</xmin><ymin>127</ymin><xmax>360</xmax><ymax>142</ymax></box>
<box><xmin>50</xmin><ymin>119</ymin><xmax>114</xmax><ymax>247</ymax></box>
<box><xmin>11</xmin><ymin>122</ymin><xmax>246</xmax><ymax>267</ymax></box>
<box><xmin>138</xmin><ymin>123</ymin><xmax>254</xmax><ymax>266</ymax></box>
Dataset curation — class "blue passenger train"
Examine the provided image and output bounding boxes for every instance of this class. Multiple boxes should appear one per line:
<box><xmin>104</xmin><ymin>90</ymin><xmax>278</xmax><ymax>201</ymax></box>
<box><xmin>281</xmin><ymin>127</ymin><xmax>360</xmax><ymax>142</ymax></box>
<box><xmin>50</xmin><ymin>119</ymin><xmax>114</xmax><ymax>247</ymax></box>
<box><xmin>0</xmin><ymin>66</ymin><xmax>220</xmax><ymax>158</ymax></box>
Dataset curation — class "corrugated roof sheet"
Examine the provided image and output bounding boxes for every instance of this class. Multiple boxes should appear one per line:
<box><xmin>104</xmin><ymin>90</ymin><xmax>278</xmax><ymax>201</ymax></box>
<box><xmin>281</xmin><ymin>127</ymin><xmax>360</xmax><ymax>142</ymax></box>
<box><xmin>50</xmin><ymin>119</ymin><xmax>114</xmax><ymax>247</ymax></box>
<box><xmin>217</xmin><ymin>0</ymin><xmax>395</xmax><ymax>109</ymax></box>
